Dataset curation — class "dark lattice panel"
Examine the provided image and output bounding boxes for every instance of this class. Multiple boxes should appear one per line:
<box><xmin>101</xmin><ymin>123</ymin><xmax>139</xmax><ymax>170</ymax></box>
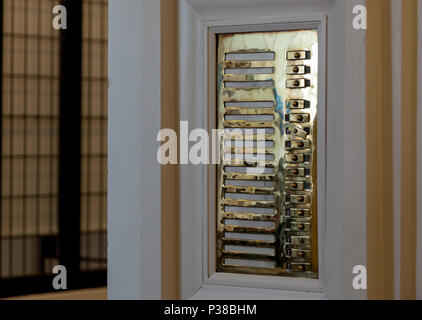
<box><xmin>80</xmin><ymin>0</ymin><xmax>108</xmax><ymax>272</ymax></box>
<box><xmin>1</xmin><ymin>0</ymin><xmax>61</xmax><ymax>279</ymax></box>
<box><xmin>0</xmin><ymin>0</ymin><xmax>108</xmax><ymax>293</ymax></box>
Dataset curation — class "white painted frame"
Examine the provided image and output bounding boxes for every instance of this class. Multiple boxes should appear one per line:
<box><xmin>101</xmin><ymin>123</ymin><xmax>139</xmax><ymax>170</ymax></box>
<box><xmin>179</xmin><ymin>0</ymin><xmax>367</xmax><ymax>300</ymax></box>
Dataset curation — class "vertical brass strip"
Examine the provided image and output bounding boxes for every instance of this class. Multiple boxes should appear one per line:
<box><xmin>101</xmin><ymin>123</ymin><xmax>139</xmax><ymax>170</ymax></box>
<box><xmin>366</xmin><ymin>0</ymin><xmax>394</xmax><ymax>299</ymax></box>
<box><xmin>161</xmin><ymin>0</ymin><xmax>180</xmax><ymax>299</ymax></box>
<box><xmin>400</xmin><ymin>0</ymin><xmax>418</xmax><ymax>300</ymax></box>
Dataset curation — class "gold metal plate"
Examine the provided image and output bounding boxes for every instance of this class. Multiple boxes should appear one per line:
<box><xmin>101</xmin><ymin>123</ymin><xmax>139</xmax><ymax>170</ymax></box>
<box><xmin>217</xmin><ymin>30</ymin><xmax>318</xmax><ymax>278</ymax></box>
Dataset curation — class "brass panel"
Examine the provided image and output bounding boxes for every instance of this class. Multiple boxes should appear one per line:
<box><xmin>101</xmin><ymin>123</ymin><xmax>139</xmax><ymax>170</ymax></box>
<box><xmin>217</xmin><ymin>30</ymin><xmax>318</xmax><ymax>278</ymax></box>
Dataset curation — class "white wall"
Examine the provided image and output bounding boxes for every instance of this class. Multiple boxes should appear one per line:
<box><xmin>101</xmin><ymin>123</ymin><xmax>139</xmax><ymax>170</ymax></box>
<box><xmin>108</xmin><ymin>0</ymin><xmax>162</xmax><ymax>299</ymax></box>
<box><xmin>340</xmin><ymin>0</ymin><xmax>367</xmax><ymax>300</ymax></box>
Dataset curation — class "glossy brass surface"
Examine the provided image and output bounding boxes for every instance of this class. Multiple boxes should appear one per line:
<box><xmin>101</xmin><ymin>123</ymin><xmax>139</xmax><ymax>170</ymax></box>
<box><xmin>217</xmin><ymin>30</ymin><xmax>318</xmax><ymax>278</ymax></box>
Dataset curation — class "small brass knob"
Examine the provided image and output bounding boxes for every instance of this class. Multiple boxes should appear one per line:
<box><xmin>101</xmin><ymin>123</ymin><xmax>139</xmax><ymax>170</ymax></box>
<box><xmin>292</xmin><ymin>155</ymin><xmax>298</xmax><ymax>161</ymax></box>
<box><xmin>298</xmin><ymin>265</ymin><xmax>304</xmax><ymax>272</ymax></box>
<box><xmin>297</xmin><ymin>115</ymin><xmax>303</xmax><ymax>121</ymax></box>
<box><xmin>297</xmin><ymin>210</ymin><xmax>304</xmax><ymax>216</ymax></box>
<box><xmin>298</xmin><ymin>223</ymin><xmax>305</xmax><ymax>230</ymax></box>
<box><xmin>297</xmin><ymin>142</ymin><xmax>304</xmax><ymax>148</ymax></box>
<box><xmin>292</xmin><ymin>101</ymin><xmax>299</xmax><ymax>107</ymax></box>
<box><xmin>293</xmin><ymin>66</ymin><xmax>299</xmax><ymax>73</ymax></box>
<box><xmin>293</xmin><ymin>80</ymin><xmax>300</xmax><ymax>87</ymax></box>
<box><xmin>298</xmin><ymin>251</ymin><xmax>305</xmax><ymax>257</ymax></box>
<box><xmin>294</xmin><ymin>52</ymin><xmax>301</xmax><ymax>59</ymax></box>
<box><xmin>293</xmin><ymin>169</ymin><xmax>299</xmax><ymax>175</ymax></box>
<box><xmin>298</xmin><ymin>196</ymin><xmax>305</xmax><ymax>202</ymax></box>
<box><xmin>291</xmin><ymin>183</ymin><xmax>298</xmax><ymax>189</ymax></box>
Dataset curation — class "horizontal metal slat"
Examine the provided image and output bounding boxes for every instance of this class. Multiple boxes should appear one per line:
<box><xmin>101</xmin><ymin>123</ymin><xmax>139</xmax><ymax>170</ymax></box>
<box><xmin>221</xmin><ymin>199</ymin><xmax>275</xmax><ymax>208</ymax></box>
<box><xmin>223</xmin><ymin>108</ymin><xmax>275</xmax><ymax>114</ymax></box>
<box><xmin>222</xmin><ymin>186</ymin><xmax>275</xmax><ymax>194</ymax></box>
<box><xmin>224</xmin><ymin>61</ymin><xmax>275</xmax><ymax>68</ymax></box>
<box><xmin>222</xmin><ymin>251</ymin><xmax>277</xmax><ymax>260</ymax></box>
<box><xmin>223</xmin><ymin>226</ymin><xmax>276</xmax><ymax>234</ymax></box>
<box><xmin>223</xmin><ymin>120</ymin><xmax>276</xmax><ymax>128</ymax></box>
<box><xmin>224</xmin><ymin>74</ymin><xmax>274</xmax><ymax>82</ymax></box>
<box><xmin>223</xmin><ymin>172</ymin><xmax>275</xmax><ymax>180</ymax></box>
<box><xmin>222</xmin><ymin>212</ymin><xmax>277</xmax><ymax>221</ymax></box>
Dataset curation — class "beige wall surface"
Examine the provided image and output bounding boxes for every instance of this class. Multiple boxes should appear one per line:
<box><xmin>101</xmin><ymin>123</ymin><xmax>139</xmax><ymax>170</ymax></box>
<box><xmin>4</xmin><ymin>287</ymin><xmax>106</xmax><ymax>300</ymax></box>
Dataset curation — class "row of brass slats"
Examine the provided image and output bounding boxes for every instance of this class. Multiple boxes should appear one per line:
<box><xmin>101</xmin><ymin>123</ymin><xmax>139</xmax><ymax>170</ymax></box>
<box><xmin>220</xmin><ymin>50</ymin><xmax>279</xmax><ymax>267</ymax></box>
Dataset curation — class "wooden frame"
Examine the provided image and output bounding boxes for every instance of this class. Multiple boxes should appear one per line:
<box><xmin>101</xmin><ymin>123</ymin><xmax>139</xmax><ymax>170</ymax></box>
<box><xmin>161</xmin><ymin>0</ymin><xmax>181</xmax><ymax>300</ymax></box>
<box><xmin>366</xmin><ymin>0</ymin><xmax>394</xmax><ymax>300</ymax></box>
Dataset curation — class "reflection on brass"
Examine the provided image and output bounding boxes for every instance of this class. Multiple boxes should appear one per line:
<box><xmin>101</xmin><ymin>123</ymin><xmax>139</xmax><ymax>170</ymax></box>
<box><xmin>217</xmin><ymin>30</ymin><xmax>318</xmax><ymax>278</ymax></box>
